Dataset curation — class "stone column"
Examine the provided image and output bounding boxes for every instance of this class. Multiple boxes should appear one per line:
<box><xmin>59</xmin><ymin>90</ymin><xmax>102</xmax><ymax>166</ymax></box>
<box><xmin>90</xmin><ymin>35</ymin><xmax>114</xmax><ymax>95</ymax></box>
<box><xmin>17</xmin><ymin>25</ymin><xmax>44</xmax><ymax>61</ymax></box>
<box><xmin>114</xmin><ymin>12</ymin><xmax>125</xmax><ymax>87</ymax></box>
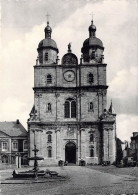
<box><xmin>78</xmin><ymin>129</ymin><xmax>81</xmax><ymax>160</ymax></box>
<box><xmin>103</xmin><ymin>128</ymin><xmax>108</xmax><ymax>161</ymax></box>
<box><xmin>109</xmin><ymin>128</ymin><xmax>116</xmax><ymax>163</ymax></box>
<box><xmin>56</xmin><ymin>129</ymin><xmax>61</xmax><ymax>160</ymax></box>
<box><xmin>81</xmin><ymin>128</ymin><xmax>85</xmax><ymax>159</ymax></box>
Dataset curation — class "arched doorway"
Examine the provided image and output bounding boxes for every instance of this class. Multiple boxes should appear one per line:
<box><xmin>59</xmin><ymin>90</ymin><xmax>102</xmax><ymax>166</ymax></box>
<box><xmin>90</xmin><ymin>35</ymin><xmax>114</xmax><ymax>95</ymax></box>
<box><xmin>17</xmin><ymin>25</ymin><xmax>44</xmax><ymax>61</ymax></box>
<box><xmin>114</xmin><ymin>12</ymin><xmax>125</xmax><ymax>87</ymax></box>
<box><xmin>65</xmin><ymin>142</ymin><xmax>76</xmax><ymax>164</ymax></box>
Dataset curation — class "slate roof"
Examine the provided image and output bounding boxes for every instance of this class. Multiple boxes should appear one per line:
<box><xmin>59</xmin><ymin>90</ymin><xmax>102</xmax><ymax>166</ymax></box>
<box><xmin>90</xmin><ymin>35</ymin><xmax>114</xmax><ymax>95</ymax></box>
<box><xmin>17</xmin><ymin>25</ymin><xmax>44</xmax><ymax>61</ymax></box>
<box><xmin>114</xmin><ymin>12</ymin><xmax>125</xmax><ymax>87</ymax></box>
<box><xmin>38</xmin><ymin>38</ymin><xmax>59</xmax><ymax>53</ymax></box>
<box><xmin>0</xmin><ymin>121</ymin><xmax>27</xmax><ymax>137</ymax></box>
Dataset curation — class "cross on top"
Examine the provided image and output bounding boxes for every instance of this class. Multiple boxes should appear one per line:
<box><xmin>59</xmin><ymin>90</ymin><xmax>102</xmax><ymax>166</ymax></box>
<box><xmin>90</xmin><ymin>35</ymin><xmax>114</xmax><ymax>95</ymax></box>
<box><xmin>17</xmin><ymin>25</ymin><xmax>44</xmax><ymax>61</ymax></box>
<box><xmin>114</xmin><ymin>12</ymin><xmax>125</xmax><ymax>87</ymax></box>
<box><xmin>90</xmin><ymin>13</ymin><xmax>94</xmax><ymax>21</ymax></box>
<box><xmin>46</xmin><ymin>13</ymin><xmax>50</xmax><ymax>22</ymax></box>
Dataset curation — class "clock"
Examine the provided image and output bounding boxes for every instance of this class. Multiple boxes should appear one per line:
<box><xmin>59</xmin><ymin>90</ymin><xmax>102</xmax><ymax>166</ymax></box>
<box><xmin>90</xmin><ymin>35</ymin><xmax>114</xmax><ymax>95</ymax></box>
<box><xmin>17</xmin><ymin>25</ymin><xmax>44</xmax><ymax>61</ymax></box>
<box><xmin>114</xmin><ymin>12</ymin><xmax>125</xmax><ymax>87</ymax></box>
<box><xmin>63</xmin><ymin>70</ymin><xmax>75</xmax><ymax>82</ymax></box>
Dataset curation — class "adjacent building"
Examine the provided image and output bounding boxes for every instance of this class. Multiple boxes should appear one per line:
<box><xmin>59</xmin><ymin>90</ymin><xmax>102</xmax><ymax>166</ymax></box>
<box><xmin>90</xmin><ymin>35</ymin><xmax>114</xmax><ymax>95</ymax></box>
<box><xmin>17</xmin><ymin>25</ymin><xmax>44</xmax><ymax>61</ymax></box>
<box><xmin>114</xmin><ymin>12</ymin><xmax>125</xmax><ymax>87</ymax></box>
<box><xmin>0</xmin><ymin>120</ymin><xmax>28</xmax><ymax>165</ymax></box>
<box><xmin>130</xmin><ymin>132</ymin><xmax>138</xmax><ymax>162</ymax></box>
<box><xmin>28</xmin><ymin>19</ymin><xmax>116</xmax><ymax>165</ymax></box>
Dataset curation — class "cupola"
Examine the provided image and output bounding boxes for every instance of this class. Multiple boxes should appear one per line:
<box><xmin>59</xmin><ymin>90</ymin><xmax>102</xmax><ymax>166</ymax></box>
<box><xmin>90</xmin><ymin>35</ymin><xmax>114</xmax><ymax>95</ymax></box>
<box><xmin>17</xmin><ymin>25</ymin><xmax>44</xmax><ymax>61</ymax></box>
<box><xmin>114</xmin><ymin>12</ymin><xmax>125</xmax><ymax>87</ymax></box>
<box><xmin>81</xmin><ymin>20</ymin><xmax>104</xmax><ymax>64</ymax></box>
<box><xmin>44</xmin><ymin>21</ymin><xmax>52</xmax><ymax>38</ymax></box>
<box><xmin>37</xmin><ymin>20</ymin><xmax>59</xmax><ymax>65</ymax></box>
<box><xmin>89</xmin><ymin>20</ymin><xmax>96</xmax><ymax>37</ymax></box>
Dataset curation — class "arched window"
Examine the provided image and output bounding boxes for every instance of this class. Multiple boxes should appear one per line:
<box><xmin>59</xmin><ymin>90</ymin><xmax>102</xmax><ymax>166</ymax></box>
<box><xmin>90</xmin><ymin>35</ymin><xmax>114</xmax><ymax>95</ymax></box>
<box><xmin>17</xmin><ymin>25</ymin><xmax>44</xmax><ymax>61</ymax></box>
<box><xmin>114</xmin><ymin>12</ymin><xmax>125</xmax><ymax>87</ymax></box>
<box><xmin>47</xmin><ymin>74</ymin><xmax>52</xmax><ymax>84</ymax></box>
<box><xmin>45</xmin><ymin>52</ymin><xmax>48</xmax><ymax>61</ymax></box>
<box><xmin>89</xmin><ymin>102</ymin><xmax>93</xmax><ymax>111</ymax></box>
<box><xmin>48</xmin><ymin>134</ymin><xmax>52</xmax><ymax>142</ymax></box>
<box><xmin>65</xmin><ymin>98</ymin><xmax>76</xmax><ymax>118</ymax></box>
<box><xmin>88</xmin><ymin>73</ymin><xmax>94</xmax><ymax>83</ymax></box>
<box><xmin>47</xmin><ymin>146</ymin><xmax>52</xmax><ymax>158</ymax></box>
<box><xmin>90</xmin><ymin>134</ymin><xmax>94</xmax><ymax>142</ymax></box>
<box><xmin>91</xmin><ymin>50</ymin><xmax>95</xmax><ymax>59</ymax></box>
<box><xmin>90</xmin><ymin>148</ymin><xmax>94</xmax><ymax>157</ymax></box>
<box><xmin>47</xmin><ymin>103</ymin><xmax>52</xmax><ymax>112</ymax></box>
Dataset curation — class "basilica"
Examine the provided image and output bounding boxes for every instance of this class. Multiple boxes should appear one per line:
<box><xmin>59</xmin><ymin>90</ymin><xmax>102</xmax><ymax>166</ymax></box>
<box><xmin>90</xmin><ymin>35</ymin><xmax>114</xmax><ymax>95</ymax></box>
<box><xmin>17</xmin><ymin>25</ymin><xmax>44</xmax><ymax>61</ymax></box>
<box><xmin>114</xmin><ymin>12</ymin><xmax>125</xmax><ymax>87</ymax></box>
<box><xmin>28</xmin><ymin>19</ymin><xmax>116</xmax><ymax>165</ymax></box>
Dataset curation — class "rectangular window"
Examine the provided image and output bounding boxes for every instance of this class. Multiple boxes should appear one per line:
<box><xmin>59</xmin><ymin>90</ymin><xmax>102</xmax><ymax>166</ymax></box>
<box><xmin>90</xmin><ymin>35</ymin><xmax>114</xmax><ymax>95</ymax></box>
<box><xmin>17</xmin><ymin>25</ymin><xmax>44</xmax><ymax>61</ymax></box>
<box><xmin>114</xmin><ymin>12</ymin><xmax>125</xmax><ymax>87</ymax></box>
<box><xmin>13</xmin><ymin>142</ymin><xmax>18</xmax><ymax>150</ymax></box>
<box><xmin>71</xmin><ymin>101</ymin><xmax>76</xmax><ymax>118</ymax></box>
<box><xmin>47</xmin><ymin>74</ymin><xmax>52</xmax><ymax>84</ymax></box>
<box><xmin>23</xmin><ymin>140</ymin><xmax>28</xmax><ymax>150</ymax></box>
<box><xmin>65</xmin><ymin>101</ymin><xmax>70</xmax><ymax>118</ymax></box>
<box><xmin>48</xmin><ymin>147</ymin><xmax>52</xmax><ymax>158</ymax></box>
<box><xmin>2</xmin><ymin>142</ymin><xmax>8</xmax><ymax>151</ymax></box>
<box><xmin>48</xmin><ymin>150</ymin><xmax>52</xmax><ymax>157</ymax></box>
<box><xmin>90</xmin><ymin>148</ymin><xmax>94</xmax><ymax>157</ymax></box>
<box><xmin>47</xmin><ymin>103</ymin><xmax>52</xmax><ymax>112</ymax></box>
<box><xmin>45</xmin><ymin>52</ymin><xmax>48</xmax><ymax>61</ymax></box>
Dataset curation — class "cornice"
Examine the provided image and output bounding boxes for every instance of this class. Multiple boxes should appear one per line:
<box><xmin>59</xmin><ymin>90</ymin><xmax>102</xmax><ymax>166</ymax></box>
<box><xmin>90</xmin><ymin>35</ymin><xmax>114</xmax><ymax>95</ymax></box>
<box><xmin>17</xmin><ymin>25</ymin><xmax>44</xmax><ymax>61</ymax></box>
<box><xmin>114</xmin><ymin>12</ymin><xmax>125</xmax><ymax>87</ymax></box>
<box><xmin>33</xmin><ymin>85</ymin><xmax>108</xmax><ymax>92</ymax></box>
<box><xmin>34</xmin><ymin>63</ymin><xmax>107</xmax><ymax>68</ymax></box>
<box><xmin>28</xmin><ymin>121</ymin><xmax>100</xmax><ymax>126</ymax></box>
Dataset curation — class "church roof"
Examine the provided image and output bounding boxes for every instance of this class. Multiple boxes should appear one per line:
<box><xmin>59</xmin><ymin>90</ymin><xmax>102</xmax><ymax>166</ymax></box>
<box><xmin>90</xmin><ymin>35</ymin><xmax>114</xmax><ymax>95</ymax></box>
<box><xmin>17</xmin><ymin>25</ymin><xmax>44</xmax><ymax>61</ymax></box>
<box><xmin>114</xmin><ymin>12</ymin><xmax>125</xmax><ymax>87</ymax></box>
<box><xmin>38</xmin><ymin>38</ymin><xmax>58</xmax><ymax>52</ymax></box>
<box><xmin>0</xmin><ymin>120</ymin><xmax>27</xmax><ymax>137</ymax></box>
<box><xmin>83</xmin><ymin>37</ymin><xmax>103</xmax><ymax>48</ymax></box>
<box><xmin>81</xmin><ymin>20</ymin><xmax>104</xmax><ymax>53</ymax></box>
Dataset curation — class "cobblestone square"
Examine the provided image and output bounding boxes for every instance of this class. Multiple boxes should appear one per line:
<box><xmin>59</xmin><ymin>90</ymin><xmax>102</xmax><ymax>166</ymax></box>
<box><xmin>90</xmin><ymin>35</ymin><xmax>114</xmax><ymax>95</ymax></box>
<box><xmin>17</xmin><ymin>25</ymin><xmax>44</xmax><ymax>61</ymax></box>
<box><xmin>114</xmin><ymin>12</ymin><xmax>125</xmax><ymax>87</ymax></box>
<box><xmin>0</xmin><ymin>166</ymin><xmax>138</xmax><ymax>195</ymax></box>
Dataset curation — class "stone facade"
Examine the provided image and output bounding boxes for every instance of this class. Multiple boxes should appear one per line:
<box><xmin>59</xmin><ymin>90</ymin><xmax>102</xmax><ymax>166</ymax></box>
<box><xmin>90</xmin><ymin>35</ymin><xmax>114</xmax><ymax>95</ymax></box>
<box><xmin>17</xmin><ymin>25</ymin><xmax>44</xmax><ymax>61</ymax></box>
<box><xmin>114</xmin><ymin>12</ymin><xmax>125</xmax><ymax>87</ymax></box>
<box><xmin>28</xmin><ymin>20</ymin><xmax>116</xmax><ymax>165</ymax></box>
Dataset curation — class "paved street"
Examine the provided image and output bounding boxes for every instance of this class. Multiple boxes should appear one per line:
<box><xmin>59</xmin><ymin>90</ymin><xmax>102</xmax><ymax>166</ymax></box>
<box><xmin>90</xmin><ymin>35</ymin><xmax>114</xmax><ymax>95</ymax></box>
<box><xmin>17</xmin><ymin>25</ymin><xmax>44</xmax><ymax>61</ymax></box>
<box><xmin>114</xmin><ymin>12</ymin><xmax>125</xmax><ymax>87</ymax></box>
<box><xmin>0</xmin><ymin>166</ymin><xmax>138</xmax><ymax>195</ymax></box>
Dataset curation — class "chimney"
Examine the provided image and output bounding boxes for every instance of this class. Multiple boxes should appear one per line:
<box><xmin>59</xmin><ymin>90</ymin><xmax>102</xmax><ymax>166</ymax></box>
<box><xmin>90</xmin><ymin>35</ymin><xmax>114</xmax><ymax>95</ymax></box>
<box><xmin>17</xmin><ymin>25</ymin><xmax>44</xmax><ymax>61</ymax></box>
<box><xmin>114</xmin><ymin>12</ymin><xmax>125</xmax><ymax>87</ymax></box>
<box><xmin>16</xmin><ymin>119</ymin><xmax>19</xmax><ymax>124</ymax></box>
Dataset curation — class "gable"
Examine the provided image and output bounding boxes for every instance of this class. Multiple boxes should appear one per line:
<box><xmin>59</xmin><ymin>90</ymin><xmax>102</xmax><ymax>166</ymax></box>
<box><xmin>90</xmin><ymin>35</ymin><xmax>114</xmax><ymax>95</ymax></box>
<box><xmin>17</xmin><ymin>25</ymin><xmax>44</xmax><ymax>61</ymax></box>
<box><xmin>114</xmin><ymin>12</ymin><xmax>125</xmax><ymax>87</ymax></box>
<box><xmin>0</xmin><ymin>130</ymin><xmax>10</xmax><ymax>138</ymax></box>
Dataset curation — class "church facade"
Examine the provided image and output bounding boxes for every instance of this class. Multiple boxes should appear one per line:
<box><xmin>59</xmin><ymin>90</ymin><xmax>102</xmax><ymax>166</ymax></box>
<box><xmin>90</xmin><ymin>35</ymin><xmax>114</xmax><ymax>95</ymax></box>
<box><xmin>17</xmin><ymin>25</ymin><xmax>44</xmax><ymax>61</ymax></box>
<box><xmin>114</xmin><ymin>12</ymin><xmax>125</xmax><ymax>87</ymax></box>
<box><xmin>28</xmin><ymin>19</ymin><xmax>116</xmax><ymax>165</ymax></box>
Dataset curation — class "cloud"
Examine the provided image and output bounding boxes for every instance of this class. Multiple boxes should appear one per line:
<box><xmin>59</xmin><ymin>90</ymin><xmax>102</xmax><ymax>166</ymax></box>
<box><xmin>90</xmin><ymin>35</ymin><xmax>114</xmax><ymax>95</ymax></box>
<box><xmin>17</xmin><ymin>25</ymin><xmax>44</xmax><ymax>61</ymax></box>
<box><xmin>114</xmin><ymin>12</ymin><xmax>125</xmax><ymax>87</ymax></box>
<box><xmin>117</xmin><ymin>114</ymin><xmax>138</xmax><ymax>142</ymax></box>
<box><xmin>108</xmin><ymin>66</ymin><xmax>138</xmax><ymax>98</ymax></box>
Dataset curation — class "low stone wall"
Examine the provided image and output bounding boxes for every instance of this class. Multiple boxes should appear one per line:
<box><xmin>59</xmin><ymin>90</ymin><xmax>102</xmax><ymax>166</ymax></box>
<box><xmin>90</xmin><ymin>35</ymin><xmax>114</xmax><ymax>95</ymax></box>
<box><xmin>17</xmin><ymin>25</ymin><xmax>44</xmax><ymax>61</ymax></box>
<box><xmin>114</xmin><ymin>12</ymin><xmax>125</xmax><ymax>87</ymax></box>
<box><xmin>85</xmin><ymin>157</ymin><xmax>98</xmax><ymax>165</ymax></box>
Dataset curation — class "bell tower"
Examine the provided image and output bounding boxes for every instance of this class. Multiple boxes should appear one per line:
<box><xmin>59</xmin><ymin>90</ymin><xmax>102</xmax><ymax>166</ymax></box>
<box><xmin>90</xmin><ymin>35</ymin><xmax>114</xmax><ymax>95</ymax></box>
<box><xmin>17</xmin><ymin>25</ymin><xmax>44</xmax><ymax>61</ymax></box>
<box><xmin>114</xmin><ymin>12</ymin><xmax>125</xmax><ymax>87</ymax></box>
<box><xmin>81</xmin><ymin>20</ymin><xmax>104</xmax><ymax>64</ymax></box>
<box><xmin>37</xmin><ymin>20</ymin><xmax>59</xmax><ymax>65</ymax></box>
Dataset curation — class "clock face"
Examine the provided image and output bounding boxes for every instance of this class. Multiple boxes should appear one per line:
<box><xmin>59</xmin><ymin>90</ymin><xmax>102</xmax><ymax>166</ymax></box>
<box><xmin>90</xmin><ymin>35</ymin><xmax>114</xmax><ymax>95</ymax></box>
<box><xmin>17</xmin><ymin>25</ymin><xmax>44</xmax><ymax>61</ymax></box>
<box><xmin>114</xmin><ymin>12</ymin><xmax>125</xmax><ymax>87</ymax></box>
<box><xmin>63</xmin><ymin>70</ymin><xmax>75</xmax><ymax>82</ymax></box>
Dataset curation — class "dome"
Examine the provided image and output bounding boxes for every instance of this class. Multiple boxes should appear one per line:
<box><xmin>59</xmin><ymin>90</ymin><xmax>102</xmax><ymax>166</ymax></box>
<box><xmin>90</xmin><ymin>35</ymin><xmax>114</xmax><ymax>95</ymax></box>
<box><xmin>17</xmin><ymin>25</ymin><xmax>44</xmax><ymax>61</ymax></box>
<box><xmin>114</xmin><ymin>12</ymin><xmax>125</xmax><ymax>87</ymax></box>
<box><xmin>83</xmin><ymin>37</ymin><xmax>103</xmax><ymax>48</ymax></box>
<box><xmin>38</xmin><ymin>38</ymin><xmax>59</xmax><ymax>52</ymax></box>
<box><xmin>44</xmin><ymin>21</ymin><xmax>52</xmax><ymax>32</ymax></box>
<box><xmin>89</xmin><ymin>23</ymin><xmax>96</xmax><ymax>32</ymax></box>
<box><xmin>62</xmin><ymin>53</ymin><xmax>78</xmax><ymax>65</ymax></box>
<box><xmin>45</xmin><ymin>25</ymin><xmax>52</xmax><ymax>32</ymax></box>
<box><xmin>81</xmin><ymin>20</ymin><xmax>104</xmax><ymax>53</ymax></box>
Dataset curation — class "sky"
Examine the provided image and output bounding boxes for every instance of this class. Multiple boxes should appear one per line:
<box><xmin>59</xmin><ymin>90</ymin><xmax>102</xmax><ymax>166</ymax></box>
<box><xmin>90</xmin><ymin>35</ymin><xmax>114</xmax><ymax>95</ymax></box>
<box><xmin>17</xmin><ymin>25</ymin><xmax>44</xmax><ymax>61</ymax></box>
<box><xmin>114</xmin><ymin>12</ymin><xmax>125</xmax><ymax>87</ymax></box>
<box><xmin>0</xmin><ymin>0</ymin><xmax>138</xmax><ymax>142</ymax></box>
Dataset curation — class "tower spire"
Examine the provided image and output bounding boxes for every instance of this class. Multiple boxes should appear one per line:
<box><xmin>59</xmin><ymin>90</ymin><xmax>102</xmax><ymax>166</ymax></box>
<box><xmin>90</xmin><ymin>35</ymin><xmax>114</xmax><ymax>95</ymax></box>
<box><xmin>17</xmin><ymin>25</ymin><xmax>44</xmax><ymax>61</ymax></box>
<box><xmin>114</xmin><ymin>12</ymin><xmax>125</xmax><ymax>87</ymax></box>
<box><xmin>109</xmin><ymin>99</ymin><xmax>114</xmax><ymax>114</ymax></box>
<box><xmin>89</xmin><ymin>14</ymin><xmax>96</xmax><ymax>37</ymax></box>
<box><xmin>44</xmin><ymin>13</ymin><xmax>52</xmax><ymax>39</ymax></box>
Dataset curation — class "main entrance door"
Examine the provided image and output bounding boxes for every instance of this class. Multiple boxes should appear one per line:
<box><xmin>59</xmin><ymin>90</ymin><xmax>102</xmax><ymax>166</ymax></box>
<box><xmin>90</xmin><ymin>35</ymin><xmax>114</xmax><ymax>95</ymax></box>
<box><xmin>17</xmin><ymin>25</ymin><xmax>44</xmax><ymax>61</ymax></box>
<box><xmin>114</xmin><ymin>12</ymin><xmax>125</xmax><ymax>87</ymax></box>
<box><xmin>65</xmin><ymin>142</ymin><xmax>76</xmax><ymax>163</ymax></box>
